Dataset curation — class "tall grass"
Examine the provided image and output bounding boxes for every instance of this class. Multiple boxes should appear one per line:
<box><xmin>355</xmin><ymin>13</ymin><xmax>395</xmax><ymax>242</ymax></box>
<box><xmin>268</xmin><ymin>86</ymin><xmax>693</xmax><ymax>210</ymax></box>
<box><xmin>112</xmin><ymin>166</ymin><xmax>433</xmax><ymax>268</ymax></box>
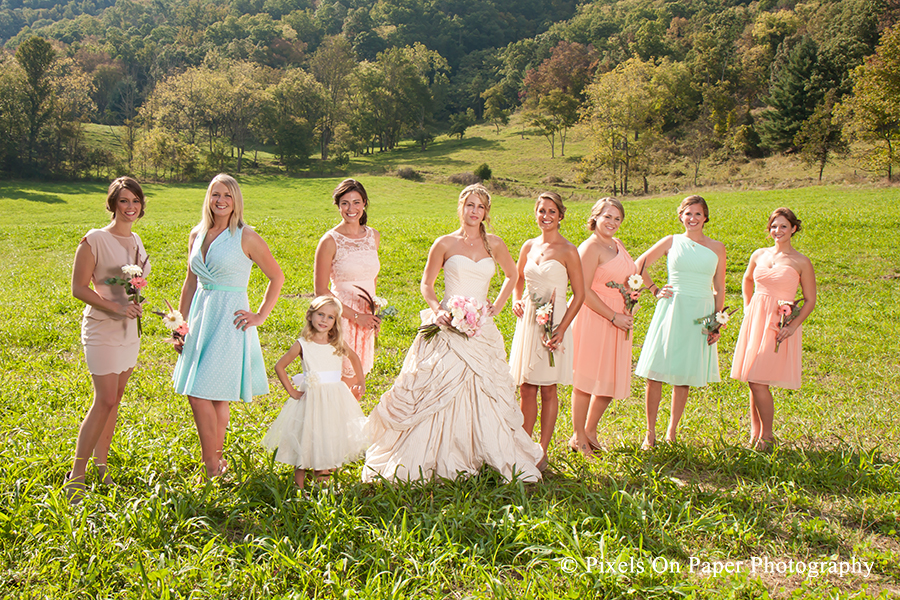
<box><xmin>0</xmin><ymin>178</ymin><xmax>897</xmax><ymax>598</ymax></box>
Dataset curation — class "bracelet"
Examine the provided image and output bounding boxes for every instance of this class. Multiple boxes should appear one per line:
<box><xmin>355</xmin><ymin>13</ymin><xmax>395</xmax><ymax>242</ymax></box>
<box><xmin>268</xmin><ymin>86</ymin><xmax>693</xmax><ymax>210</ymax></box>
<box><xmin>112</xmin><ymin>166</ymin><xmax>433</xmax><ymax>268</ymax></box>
<box><xmin>609</xmin><ymin>314</ymin><xmax>616</xmax><ymax>324</ymax></box>
<box><xmin>354</xmin><ymin>312</ymin><xmax>358</xmax><ymax>321</ymax></box>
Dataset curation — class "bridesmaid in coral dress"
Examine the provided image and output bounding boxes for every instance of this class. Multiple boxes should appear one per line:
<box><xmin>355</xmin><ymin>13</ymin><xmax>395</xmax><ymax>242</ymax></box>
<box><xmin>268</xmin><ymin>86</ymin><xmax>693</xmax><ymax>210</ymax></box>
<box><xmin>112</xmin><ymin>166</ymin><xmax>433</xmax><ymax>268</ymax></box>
<box><xmin>569</xmin><ymin>198</ymin><xmax>638</xmax><ymax>457</ymax></box>
<box><xmin>730</xmin><ymin>207</ymin><xmax>816</xmax><ymax>451</ymax></box>
<box><xmin>314</xmin><ymin>179</ymin><xmax>380</xmax><ymax>396</ymax></box>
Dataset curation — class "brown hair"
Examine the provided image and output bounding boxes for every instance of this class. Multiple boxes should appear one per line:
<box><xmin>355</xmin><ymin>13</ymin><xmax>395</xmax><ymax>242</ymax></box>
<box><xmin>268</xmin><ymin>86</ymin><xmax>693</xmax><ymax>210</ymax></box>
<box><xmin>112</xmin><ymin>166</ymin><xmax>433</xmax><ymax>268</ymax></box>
<box><xmin>677</xmin><ymin>195</ymin><xmax>709</xmax><ymax>223</ymax></box>
<box><xmin>332</xmin><ymin>178</ymin><xmax>369</xmax><ymax>227</ymax></box>
<box><xmin>587</xmin><ymin>197</ymin><xmax>624</xmax><ymax>230</ymax></box>
<box><xmin>106</xmin><ymin>176</ymin><xmax>145</xmax><ymax>220</ymax></box>
<box><xmin>535</xmin><ymin>191</ymin><xmax>566</xmax><ymax>221</ymax></box>
<box><xmin>457</xmin><ymin>183</ymin><xmax>493</xmax><ymax>259</ymax></box>
<box><xmin>301</xmin><ymin>296</ymin><xmax>347</xmax><ymax>357</ymax></box>
<box><xmin>767</xmin><ymin>207</ymin><xmax>802</xmax><ymax>234</ymax></box>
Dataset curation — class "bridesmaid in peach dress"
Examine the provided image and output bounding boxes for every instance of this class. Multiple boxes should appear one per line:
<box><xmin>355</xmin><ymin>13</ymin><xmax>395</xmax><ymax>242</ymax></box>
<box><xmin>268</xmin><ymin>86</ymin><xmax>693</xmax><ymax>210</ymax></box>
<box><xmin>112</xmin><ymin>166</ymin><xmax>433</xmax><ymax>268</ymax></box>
<box><xmin>730</xmin><ymin>207</ymin><xmax>816</xmax><ymax>451</ymax></box>
<box><xmin>314</xmin><ymin>179</ymin><xmax>380</xmax><ymax>396</ymax></box>
<box><xmin>569</xmin><ymin>198</ymin><xmax>638</xmax><ymax>457</ymax></box>
<box><xmin>509</xmin><ymin>192</ymin><xmax>585</xmax><ymax>462</ymax></box>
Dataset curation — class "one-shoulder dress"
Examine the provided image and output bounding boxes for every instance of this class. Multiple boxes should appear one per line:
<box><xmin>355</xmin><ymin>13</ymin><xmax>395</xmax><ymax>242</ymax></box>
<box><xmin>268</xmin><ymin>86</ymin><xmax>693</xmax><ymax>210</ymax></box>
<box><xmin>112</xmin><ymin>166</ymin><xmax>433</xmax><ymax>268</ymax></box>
<box><xmin>362</xmin><ymin>255</ymin><xmax>545</xmax><ymax>483</ymax></box>
<box><xmin>80</xmin><ymin>228</ymin><xmax>150</xmax><ymax>375</ymax></box>
<box><xmin>329</xmin><ymin>228</ymin><xmax>380</xmax><ymax>377</ymax></box>
<box><xmin>509</xmin><ymin>258</ymin><xmax>573</xmax><ymax>386</ymax></box>
<box><xmin>635</xmin><ymin>234</ymin><xmax>720</xmax><ymax>387</ymax></box>
<box><xmin>730</xmin><ymin>263</ymin><xmax>802</xmax><ymax>389</ymax></box>
<box><xmin>572</xmin><ymin>238</ymin><xmax>637</xmax><ymax>399</ymax></box>
<box><xmin>173</xmin><ymin>226</ymin><xmax>269</xmax><ymax>402</ymax></box>
<box><xmin>261</xmin><ymin>339</ymin><xmax>369</xmax><ymax>470</ymax></box>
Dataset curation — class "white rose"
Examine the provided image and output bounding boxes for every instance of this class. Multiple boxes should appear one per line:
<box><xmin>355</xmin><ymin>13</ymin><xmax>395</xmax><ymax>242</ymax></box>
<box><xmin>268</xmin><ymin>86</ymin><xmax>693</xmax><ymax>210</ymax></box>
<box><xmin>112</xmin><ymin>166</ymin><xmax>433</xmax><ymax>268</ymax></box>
<box><xmin>122</xmin><ymin>264</ymin><xmax>143</xmax><ymax>277</ymax></box>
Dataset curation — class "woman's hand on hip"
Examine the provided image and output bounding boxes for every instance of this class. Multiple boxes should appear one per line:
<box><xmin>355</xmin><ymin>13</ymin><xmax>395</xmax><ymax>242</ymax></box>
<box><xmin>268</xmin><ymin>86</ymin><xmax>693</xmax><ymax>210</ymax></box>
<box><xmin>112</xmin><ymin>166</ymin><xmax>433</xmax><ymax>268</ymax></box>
<box><xmin>234</xmin><ymin>310</ymin><xmax>263</xmax><ymax>331</ymax></box>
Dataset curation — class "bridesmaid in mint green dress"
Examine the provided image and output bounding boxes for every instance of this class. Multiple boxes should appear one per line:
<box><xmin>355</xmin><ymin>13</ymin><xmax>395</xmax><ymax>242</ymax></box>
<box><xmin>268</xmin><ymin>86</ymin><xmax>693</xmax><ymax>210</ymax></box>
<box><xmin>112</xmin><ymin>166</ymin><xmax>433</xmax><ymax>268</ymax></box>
<box><xmin>634</xmin><ymin>195</ymin><xmax>727</xmax><ymax>449</ymax></box>
<box><xmin>173</xmin><ymin>174</ymin><xmax>284</xmax><ymax>479</ymax></box>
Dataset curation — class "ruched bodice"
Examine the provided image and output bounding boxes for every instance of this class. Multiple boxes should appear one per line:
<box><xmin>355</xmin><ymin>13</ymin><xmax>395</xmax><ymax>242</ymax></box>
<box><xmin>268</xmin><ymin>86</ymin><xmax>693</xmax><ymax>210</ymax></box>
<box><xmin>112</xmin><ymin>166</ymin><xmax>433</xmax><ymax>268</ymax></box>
<box><xmin>592</xmin><ymin>242</ymin><xmax>637</xmax><ymax>309</ymax></box>
<box><xmin>524</xmin><ymin>260</ymin><xmax>568</xmax><ymax>311</ymax></box>
<box><xmin>442</xmin><ymin>255</ymin><xmax>494</xmax><ymax>304</ymax></box>
<box><xmin>667</xmin><ymin>234</ymin><xmax>718</xmax><ymax>298</ymax></box>
<box><xmin>752</xmin><ymin>263</ymin><xmax>800</xmax><ymax>298</ymax></box>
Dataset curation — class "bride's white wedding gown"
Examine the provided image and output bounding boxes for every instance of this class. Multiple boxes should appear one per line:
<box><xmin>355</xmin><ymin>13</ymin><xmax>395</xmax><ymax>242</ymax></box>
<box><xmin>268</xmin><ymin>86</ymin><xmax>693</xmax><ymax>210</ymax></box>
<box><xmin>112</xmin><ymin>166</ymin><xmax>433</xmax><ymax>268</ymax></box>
<box><xmin>363</xmin><ymin>255</ymin><xmax>544</xmax><ymax>483</ymax></box>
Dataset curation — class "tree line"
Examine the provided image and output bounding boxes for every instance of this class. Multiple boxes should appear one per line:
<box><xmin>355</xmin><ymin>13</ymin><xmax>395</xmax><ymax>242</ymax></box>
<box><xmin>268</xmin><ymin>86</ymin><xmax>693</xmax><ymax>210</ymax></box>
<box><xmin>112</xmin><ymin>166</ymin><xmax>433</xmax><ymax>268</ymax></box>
<box><xmin>1</xmin><ymin>0</ymin><xmax>900</xmax><ymax>187</ymax></box>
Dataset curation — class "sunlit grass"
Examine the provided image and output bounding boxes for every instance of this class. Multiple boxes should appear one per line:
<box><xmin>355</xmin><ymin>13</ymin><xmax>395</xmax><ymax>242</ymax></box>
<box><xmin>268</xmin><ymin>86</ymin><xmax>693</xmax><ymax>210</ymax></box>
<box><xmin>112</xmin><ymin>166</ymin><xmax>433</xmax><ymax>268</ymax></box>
<box><xmin>0</xmin><ymin>179</ymin><xmax>898</xmax><ymax>598</ymax></box>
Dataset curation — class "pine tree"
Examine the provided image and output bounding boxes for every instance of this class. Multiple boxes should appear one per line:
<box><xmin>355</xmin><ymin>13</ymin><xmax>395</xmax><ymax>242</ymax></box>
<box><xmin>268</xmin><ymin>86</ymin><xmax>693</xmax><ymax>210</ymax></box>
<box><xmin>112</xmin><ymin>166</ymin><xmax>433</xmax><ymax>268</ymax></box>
<box><xmin>761</xmin><ymin>36</ymin><xmax>822</xmax><ymax>152</ymax></box>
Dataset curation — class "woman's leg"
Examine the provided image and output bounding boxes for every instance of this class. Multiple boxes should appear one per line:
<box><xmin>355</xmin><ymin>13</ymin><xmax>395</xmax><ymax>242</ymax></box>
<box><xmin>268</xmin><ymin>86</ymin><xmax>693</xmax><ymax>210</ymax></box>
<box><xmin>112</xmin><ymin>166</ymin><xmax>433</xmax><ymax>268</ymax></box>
<box><xmin>213</xmin><ymin>401</ymin><xmax>230</xmax><ymax>472</ymax></box>
<box><xmin>92</xmin><ymin>370</ymin><xmax>133</xmax><ymax>484</ymax></box>
<box><xmin>643</xmin><ymin>379</ymin><xmax>663</xmax><ymax>448</ymax></box>
<box><xmin>538</xmin><ymin>384</ymin><xmax>559</xmax><ymax>455</ymax></box>
<box><xmin>585</xmin><ymin>395</ymin><xmax>613</xmax><ymax>449</ymax></box>
<box><xmin>188</xmin><ymin>396</ymin><xmax>223</xmax><ymax>478</ymax></box>
<box><xmin>665</xmin><ymin>385</ymin><xmax>691</xmax><ymax>443</ymax></box>
<box><xmin>570</xmin><ymin>387</ymin><xmax>592</xmax><ymax>455</ymax></box>
<box><xmin>519</xmin><ymin>383</ymin><xmax>539</xmax><ymax>436</ymax></box>
<box><xmin>749</xmin><ymin>382</ymin><xmax>775</xmax><ymax>447</ymax></box>
<box><xmin>68</xmin><ymin>369</ymin><xmax>133</xmax><ymax>492</ymax></box>
<box><xmin>747</xmin><ymin>386</ymin><xmax>761</xmax><ymax>447</ymax></box>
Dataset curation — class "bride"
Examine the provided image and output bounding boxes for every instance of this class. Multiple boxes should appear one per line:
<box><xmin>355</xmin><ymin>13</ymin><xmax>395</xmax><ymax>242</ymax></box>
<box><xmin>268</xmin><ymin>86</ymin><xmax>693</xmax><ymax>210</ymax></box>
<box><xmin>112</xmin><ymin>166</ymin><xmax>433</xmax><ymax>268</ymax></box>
<box><xmin>363</xmin><ymin>184</ymin><xmax>545</xmax><ymax>483</ymax></box>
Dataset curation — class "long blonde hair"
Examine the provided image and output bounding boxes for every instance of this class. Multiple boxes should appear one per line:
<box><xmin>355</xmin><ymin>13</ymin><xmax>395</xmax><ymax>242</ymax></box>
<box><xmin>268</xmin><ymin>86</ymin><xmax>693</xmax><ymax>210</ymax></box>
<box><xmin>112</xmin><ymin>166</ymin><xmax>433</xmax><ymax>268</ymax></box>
<box><xmin>300</xmin><ymin>296</ymin><xmax>347</xmax><ymax>357</ymax></box>
<box><xmin>194</xmin><ymin>173</ymin><xmax>245</xmax><ymax>236</ymax></box>
<box><xmin>457</xmin><ymin>183</ymin><xmax>493</xmax><ymax>259</ymax></box>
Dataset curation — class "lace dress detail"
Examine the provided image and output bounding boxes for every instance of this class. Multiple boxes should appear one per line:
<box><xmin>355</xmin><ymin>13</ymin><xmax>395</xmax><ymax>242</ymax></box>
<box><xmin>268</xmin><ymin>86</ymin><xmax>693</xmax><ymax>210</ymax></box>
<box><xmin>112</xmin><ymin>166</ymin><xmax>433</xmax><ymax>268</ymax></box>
<box><xmin>330</xmin><ymin>227</ymin><xmax>380</xmax><ymax>376</ymax></box>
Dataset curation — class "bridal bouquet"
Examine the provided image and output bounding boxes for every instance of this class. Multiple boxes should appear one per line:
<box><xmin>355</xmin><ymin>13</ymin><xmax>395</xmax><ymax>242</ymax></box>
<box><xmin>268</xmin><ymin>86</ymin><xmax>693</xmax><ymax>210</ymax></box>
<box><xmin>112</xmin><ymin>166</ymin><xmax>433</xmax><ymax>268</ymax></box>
<box><xmin>105</xmin><ymin>253</ymin><xmax>149</xmax><ymax>336</ymax></box>
<box><xmin>605</xmin><ymin>273</ymin><xmax>646</xmax><ymax>340</ymax></box>
<box><xmin>695</xmin><ymin>307</ymin><xmax>738</xmax><ymax>337</ymax></box>
<box><xmin>533</xmin><ymin>291</ymin><xmax>556</xmax><ymax>367</ymax></box>
<box><xmin>418</xmin><ymin>295</ymin><xmax>488</xmax><ymax>342</ymax></box>
<box><xmin>775</xmin><ymin>298</ymin><xmax>804</xmax><ymax>353</ymax></box>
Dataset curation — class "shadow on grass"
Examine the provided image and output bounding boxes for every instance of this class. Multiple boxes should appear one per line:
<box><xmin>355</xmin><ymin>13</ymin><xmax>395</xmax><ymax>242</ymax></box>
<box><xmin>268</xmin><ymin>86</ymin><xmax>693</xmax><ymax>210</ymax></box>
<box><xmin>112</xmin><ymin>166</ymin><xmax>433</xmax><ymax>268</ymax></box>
<box><xmin>3</xmin><ymin>190</ymin><xmax>68</xmax><ymax>204</ymax></box>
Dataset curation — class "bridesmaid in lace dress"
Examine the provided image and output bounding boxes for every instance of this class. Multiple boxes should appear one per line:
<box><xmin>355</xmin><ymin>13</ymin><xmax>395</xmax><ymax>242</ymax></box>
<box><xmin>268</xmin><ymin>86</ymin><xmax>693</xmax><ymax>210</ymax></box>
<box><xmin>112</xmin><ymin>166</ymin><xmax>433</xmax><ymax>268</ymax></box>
<box><xmin>509</xmin><ymin>192</ymin><xmax>584</xmax><ymax>461</ymax></box>
<box><xmin>730</xmin><ymin>208</ymin><xmax>816</xmax><ymax>451</ymax></box>
<box><xmin>314</xmin><ymin>179</ymin><xmax>380</xmax><ymax>396</ymax></box>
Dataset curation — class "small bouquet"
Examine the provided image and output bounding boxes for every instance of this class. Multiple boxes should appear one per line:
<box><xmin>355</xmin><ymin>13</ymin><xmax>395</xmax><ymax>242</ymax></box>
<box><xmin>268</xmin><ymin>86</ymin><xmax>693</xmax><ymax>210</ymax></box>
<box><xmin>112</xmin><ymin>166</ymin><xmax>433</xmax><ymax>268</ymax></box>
<box><xmin>533</xmin><ymin>291</ymin><xmax>556</xmax><ymax>367</ymax></box>
<box><xmin>695</xmin><ymin>307</ymin><xmax>738</xmax><ymax>338</ymax></box>
<box><xmin>418</xmin><ymin>295</ymin><xmax>488</xmax><ymax>342</ymax></box>
<box><xmin>605</xmin><ymin>273</ymin><xmax>647</xmax><ymax>340</ymax></box>
<box><xmin>105</xmin><ymin>252</ymin><xmax>149</xmax><ymax>336</ymax></box>
<box><xmin>152</xmin><ymin>299</ymin><xmax>189</xmax><ymax>344</ymax></box>
<box><xmin>355</xmin><ymin>286</ymin><xmax>398</xmax><ymax>320</ymax></box>
<box><xmin>775</xmin><ymin>298</ymin><xmax>804</xmax><ymax>353</ymax></box>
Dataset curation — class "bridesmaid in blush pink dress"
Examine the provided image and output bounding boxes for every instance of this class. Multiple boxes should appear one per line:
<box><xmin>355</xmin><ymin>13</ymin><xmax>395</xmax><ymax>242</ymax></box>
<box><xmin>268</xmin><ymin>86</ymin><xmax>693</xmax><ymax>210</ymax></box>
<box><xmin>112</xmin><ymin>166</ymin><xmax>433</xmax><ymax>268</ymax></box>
<box><xmin>731</xmin><ymin>207</ymin><xmax>816</xmax><ymax>451</ymax></box>
<box><xmin>569</xmin><ymin>198</ymin><xmax>638</xmax><ymax>457</ymax></box>
<box><xmin>314</xmin><ymin>179</ymin><xmax>380</xmax><ymax>396</ymax></box>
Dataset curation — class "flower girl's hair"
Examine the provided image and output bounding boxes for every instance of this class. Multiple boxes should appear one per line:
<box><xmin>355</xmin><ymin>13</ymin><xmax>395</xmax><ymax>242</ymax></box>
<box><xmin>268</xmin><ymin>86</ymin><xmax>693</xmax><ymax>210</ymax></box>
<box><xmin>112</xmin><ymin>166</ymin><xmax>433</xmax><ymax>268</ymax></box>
<box><xmin>301</xmin><ymin>296</ymin><xmax>347</xmax><ymax>357</ymax></box>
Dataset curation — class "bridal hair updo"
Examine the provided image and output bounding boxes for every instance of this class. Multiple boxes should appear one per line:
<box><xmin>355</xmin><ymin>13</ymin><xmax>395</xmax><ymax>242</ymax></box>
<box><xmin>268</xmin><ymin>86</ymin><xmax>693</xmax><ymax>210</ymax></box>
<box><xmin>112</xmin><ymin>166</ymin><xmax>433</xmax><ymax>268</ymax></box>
<box><xmin>587</xmin><ymin>197</ymin><xmax>624</xmax><ymax>230</ymax></box>
<box><xmin>106</xmin><ymin>176</ymin><xmax>146</xmax><ymax>219</ymax></box>
<box><xmin>767</xmin><ymin>207</ymin><xmax>802</xmax><ymax>234</ymax></box>
<box><xmin>457</xmin><ymin>183</ymin><xmax>493</xmax><ymax>259</ymax></box>
<box><xmin>332</xmin><ymin>178</ymin><xmax>370</xmax><ymax>227</ymax></box>
<box><xmin>536</xmin><ymin>191</ymin><xmax>566</xmax><ymax>223</ymax></box>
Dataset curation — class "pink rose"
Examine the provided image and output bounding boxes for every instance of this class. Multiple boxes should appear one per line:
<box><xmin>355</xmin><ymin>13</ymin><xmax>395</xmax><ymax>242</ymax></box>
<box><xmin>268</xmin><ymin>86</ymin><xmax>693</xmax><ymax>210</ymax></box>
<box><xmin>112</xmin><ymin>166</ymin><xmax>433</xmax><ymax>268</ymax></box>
<box><xmin>130</xmin><ymin>276</ymin><xmax>148</xmax><ymax>290</ymax></box>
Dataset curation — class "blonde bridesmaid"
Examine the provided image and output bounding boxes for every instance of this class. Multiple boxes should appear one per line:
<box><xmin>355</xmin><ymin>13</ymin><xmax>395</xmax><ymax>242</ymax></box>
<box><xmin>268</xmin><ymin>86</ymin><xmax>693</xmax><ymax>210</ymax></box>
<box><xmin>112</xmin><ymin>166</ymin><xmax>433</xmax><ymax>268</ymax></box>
<box><xmin>569</xmin><ymin>198</ymin><xmax>637</xmax><ymax>457</ymax></box>
<box><xmin>731</xmin><ymin>207</ymin><xmax>816</xmax><ymax>451</ymax></box>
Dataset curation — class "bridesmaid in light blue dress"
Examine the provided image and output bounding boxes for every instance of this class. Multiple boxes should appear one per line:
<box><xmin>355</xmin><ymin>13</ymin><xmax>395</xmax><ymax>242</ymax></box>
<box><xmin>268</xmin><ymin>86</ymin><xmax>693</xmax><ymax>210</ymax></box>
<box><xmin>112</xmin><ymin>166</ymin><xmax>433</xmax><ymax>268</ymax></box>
<box><xmin>173</xmin><ymin>174</ymin><xmax>284</xmax><ymax>479</ymax></box>
<box><xmin>634</xmin><ymin>196</ymin><xmax>726</xmax><ymax>449</ymax></box>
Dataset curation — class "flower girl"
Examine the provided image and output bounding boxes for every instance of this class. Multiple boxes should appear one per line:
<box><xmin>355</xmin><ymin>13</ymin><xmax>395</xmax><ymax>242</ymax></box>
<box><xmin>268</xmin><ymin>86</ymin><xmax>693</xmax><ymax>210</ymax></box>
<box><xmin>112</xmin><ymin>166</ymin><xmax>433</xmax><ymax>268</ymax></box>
<box><xmin>262</xmin><ymin>296</ymin><xmax>369</xmax><ymax>488</ymax></box>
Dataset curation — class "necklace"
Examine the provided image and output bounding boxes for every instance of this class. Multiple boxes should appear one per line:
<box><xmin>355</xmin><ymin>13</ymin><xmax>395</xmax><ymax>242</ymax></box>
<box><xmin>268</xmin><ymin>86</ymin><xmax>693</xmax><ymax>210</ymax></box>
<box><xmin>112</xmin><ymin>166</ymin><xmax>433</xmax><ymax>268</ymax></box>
<box><xmin>462</xmin><ymin>233</ymin><xmax>477</xmax><ymax>247</ymax></box>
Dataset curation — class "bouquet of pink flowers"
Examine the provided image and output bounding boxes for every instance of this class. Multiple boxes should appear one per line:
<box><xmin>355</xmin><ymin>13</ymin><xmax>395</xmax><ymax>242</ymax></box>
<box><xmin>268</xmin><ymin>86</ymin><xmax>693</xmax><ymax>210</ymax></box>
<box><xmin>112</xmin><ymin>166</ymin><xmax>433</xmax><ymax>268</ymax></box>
<box><xmin>418</xmin><ymin>295</ymin><xmax>488</xmax><ymax>342</ymax></box>
<box><xmin>152</xmin><ymin>299</ymin><xmax>189</xmax><ymax>344</ymax></box>
<box><xmin>532</xmin><ymin>291</ymin><xmax>556</xmax><ymax>367</ymax></box>
<box><xmin>105</xmin><ymin>252</ymin><xmax>149</xmax><ymax>336</ymax></box>
<box><xmin>775</xmin><ymin>298</ymin><xmax>804</xmax><ymax>353</ymax></box>
<box><xmin>605</xmin><ymin>273</ymin><xmax>646</xmax><ymax>340</ymax></box>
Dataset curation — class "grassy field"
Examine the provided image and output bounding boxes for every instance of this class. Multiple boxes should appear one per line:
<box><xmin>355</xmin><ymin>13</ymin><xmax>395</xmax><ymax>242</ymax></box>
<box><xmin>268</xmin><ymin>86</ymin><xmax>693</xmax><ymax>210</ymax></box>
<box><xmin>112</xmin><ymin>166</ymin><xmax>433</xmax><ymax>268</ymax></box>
<box><xmin>0</xmin><ymin>177</ymin><xmax>898</xmax><ymax>598</ymax></box>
